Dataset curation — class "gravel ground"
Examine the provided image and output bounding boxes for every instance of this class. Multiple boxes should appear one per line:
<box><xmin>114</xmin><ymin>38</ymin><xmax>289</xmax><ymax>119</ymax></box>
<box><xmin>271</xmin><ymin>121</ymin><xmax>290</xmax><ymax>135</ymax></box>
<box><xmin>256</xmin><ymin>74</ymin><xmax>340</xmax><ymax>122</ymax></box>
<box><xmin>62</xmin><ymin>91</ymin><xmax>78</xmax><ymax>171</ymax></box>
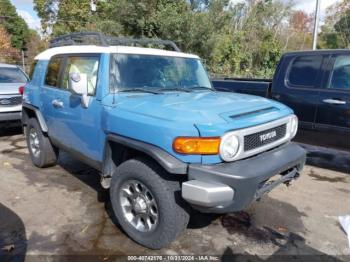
<box><xmin>0</xmin><ymin>127</ymin><xmax>349</xmax><ymax>261</ymax></box>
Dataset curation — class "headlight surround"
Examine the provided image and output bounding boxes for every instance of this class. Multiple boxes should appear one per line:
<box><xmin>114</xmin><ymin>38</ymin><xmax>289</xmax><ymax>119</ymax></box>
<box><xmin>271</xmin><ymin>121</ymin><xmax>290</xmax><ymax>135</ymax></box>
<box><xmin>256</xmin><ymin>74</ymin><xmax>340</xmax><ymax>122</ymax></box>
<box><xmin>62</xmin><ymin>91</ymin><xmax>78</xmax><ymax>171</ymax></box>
<box><xmin>290</xmin><ymin>115</ymin><xmax>298</xmax><ymax>138</ymax></box>
<box><xmin>219</xmin><ymin>133</ymin><xmax>240</xmax><ymax>161</ymax></box>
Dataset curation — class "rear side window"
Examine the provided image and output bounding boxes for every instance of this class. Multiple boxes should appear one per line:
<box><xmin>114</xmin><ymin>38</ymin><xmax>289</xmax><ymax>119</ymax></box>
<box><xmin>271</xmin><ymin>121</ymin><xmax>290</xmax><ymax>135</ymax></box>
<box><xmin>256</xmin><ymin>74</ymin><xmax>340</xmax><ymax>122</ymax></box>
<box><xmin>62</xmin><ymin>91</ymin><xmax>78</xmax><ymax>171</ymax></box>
<box><xmin>288</xmin><ymin>55</ymin><xmax>322</xmax><ymax>87</ymax></box>
<box><xmin>45</xmin><ymin>56</ymin><xmax>62</xmax><ymax>87</ymax></box>
<box><xmin>329</xmin><ymin>55</ymin><xmax>350</xmax><ymax>90</ymax></box>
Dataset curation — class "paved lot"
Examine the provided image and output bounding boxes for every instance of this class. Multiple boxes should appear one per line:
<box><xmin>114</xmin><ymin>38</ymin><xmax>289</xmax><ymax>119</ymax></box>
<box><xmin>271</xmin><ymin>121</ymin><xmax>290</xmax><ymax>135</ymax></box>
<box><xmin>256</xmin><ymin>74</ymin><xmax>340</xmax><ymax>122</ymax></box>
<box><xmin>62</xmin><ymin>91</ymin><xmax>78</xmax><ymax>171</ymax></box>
<box><xmin>0</xmin><ymin>127</ymin><xmax>350</xmax><ymax>260</ymax></box>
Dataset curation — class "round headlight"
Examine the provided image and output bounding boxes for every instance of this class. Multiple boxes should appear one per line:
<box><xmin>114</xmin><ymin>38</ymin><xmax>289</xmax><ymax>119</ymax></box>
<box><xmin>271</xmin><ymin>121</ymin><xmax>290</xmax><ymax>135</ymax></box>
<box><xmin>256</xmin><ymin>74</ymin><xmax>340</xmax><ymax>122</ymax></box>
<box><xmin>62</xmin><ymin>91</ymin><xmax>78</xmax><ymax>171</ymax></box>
<box><xmin>290</xmin><ymin>115</ymin><xmax>298</xmax><ymax>138</ymax></box>
<box><xmin>220</xmin><ymin>134</ymin><xmax>240</xmax><ymax>161</ymax></box>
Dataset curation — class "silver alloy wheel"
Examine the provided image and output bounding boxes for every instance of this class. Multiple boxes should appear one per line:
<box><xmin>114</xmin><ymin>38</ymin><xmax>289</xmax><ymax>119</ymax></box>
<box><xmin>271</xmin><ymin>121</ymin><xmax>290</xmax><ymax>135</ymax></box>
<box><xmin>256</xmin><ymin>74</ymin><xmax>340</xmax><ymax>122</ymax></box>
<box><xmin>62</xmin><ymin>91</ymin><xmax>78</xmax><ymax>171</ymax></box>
<box><xmin>29</xmin><ymin>128</ymin><xmax>40</xmax><ymax>157</ymax></box>
<box><xmin>119</xmin><ymin>180</ymin><xmax>159</xmax><ymax>232</ymax></box>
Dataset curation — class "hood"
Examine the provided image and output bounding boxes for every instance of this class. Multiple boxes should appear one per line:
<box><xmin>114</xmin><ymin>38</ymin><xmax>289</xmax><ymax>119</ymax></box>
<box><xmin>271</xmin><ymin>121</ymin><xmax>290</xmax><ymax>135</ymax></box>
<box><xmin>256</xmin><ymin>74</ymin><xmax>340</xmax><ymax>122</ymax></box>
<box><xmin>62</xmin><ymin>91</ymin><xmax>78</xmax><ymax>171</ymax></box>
<box><xmin>115</xmin><ymin>91</ymin><xmax>292</xmax><ymax>134</ymax></box>
<box><xmin>0</xmin><ymin>83</ymin><xmax>24</xmax><ymax>95</ymax></box>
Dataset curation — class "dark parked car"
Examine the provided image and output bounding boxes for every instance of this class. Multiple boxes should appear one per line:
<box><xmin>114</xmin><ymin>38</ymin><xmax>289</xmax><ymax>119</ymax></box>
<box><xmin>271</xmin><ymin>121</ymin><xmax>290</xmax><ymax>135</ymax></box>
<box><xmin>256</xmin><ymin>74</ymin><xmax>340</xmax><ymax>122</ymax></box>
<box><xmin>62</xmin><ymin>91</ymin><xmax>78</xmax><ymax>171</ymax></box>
<box><xmin>212</xmin><ymin>50</ymin><xmax>350</xmax><ymax>150</ymax></box>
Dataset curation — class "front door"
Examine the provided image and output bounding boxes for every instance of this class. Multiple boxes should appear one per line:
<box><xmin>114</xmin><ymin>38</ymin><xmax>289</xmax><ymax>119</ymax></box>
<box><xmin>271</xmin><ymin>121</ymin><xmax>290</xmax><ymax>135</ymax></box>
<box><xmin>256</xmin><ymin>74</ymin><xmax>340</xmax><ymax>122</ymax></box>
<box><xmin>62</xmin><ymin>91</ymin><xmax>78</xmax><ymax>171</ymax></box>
<box><xmin>41</xmin><ymin>54</ymin><xmax>104</xmax><ymax>164</ymax></box>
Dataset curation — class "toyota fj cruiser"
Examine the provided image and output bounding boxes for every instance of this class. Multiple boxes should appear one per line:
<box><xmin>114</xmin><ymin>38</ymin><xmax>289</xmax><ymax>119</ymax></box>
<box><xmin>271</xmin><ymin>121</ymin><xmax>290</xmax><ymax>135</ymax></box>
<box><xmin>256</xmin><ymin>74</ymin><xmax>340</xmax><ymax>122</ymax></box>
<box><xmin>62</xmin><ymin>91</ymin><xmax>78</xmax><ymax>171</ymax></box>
<box><xmin>22</xmin><ymin>32</ymin><xmax>306</xmax><ymax>249</ymax></box>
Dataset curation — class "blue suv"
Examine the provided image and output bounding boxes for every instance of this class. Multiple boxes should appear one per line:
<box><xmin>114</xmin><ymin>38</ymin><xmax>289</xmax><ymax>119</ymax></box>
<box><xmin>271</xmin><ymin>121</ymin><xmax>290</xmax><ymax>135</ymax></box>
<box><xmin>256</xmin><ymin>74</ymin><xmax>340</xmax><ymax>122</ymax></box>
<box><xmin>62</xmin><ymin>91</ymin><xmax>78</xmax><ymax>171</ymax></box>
<box><xmin>22</xmin><ymin>33</ymin><xmax>306</xmax><ymax>249</ymax></box>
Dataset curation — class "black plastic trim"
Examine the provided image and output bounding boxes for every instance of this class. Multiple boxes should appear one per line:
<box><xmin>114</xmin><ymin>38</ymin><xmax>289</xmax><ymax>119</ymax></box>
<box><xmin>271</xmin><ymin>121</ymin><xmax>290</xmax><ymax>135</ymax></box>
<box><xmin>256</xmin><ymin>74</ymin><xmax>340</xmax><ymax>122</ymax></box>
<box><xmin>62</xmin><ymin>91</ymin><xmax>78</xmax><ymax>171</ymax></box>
<box><xmin>107</xmin><ymin>134</ymin><xmax>188</xmax><ymax>174</ymax></box>
<box><xmin>188</xmin><ymin>142</ymin><xmax>306</xmax><ymax>213</ymax></box>
<box><xmin>22</xmin><ymin>103</ymin><xmax>48</xmax><ymax>132</ymax></box>
<box><xmin>0</xmin><ymin>111</ymin><xmax>21</xmax><ymax>122</ymax></box>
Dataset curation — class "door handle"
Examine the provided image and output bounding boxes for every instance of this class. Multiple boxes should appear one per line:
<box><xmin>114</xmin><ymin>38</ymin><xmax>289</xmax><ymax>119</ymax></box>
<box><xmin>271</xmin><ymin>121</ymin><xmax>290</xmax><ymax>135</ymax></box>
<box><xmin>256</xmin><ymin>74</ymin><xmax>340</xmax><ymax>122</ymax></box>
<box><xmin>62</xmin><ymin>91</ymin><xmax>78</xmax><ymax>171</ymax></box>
<box><xmin>52</xmin><ymin>99</ymin><xmax>63</xmax><ymax>108</ymax></box>
<box><xmin>322</xmin><ymin>99</ymin><xmax>346</xmax><ymax>105</ymax></box>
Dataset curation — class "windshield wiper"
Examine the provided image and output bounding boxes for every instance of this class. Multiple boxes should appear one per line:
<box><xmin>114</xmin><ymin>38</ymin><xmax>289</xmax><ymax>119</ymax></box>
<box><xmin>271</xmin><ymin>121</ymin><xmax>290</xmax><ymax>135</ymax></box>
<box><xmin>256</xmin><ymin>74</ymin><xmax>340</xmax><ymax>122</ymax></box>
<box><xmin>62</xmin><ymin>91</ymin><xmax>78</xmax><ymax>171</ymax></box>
<box><xmin>118</xmin><ymin>88</ymin><xmax>162</xmax><ymax>94</ymax></box>
<box><xmin>214</xmin><ymin>87</ymin><xmax>234</xmax><ymax>92</ymax></box>
<box><xmin>186</xmin><ymin>86</ymin><xmax>214</xmax><ymax>91</ymax></box>
<box><xmin>156</xmin><ymin>87</ymin><xmax>191</xmax><ymax>92</ymax></box>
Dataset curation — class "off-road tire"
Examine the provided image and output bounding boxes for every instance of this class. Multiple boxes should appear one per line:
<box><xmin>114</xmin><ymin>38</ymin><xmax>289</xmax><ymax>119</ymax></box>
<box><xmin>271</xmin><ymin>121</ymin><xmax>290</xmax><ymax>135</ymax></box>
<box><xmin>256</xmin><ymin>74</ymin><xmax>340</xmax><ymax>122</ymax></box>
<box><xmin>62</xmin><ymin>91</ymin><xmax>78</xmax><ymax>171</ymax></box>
<box><xmin>26</xmin><ymin>118</ymin><xmax>58</xmax><ymax>168</ymax></box>
<box><xmin>110</xmin><ymin>157</ymin><xmax>190</xmax><ymax>249</ymax></box>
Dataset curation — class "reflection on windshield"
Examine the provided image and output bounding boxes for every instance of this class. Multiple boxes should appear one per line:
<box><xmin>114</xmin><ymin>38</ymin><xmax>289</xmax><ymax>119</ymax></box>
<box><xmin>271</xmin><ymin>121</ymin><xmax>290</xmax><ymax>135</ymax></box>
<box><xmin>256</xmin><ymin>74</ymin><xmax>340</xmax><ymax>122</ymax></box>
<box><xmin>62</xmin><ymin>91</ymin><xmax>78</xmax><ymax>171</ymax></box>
<box><xmin>0</xmin><ymin>68</ymin><xmax>28</xmax><ymax>84</ymax></box>
<box><xmin>110</xmin><ymin>54</ymin><xmax>212</xmax><ymax>92</ymax></box>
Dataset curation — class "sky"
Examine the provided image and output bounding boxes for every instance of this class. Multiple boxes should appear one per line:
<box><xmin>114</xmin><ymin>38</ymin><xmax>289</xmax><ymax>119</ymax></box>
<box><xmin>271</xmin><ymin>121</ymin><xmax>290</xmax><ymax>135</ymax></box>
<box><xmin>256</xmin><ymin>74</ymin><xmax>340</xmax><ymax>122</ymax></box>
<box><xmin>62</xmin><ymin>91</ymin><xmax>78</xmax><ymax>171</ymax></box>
<box><xmin>10</xmin><ymin>0</ymin><xmax>41</xmax><ymax>30</ymax></box>
<box><xmin>10</xmin><ymin>0</ymin><xmax>341</xmax><ymax>32</ymax></box>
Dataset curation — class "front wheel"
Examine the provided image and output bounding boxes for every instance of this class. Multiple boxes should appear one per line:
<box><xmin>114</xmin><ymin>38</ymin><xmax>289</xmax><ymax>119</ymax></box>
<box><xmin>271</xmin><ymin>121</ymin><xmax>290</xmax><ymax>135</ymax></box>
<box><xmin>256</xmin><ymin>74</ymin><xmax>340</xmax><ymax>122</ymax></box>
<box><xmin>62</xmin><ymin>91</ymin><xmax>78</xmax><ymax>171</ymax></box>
<box><xmin>110</xmin><ymin>158</ymin><xmax>190</xmax><ymax>249</ymax></box>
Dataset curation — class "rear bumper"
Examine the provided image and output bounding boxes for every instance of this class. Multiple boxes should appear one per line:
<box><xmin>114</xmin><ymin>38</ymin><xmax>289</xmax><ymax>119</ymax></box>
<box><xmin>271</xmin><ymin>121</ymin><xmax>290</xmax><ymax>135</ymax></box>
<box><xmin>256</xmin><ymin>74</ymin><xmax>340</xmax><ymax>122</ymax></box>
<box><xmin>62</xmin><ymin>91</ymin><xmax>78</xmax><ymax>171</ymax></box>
<box><xmin>182</xmin><ymin>142</ymin><xmax>306</xmax><ymax>213</ymax></box>
<box><xmin>0</xmin><ymin>111</ymin><xmax>22</xmax><ymax>122</ymax></box>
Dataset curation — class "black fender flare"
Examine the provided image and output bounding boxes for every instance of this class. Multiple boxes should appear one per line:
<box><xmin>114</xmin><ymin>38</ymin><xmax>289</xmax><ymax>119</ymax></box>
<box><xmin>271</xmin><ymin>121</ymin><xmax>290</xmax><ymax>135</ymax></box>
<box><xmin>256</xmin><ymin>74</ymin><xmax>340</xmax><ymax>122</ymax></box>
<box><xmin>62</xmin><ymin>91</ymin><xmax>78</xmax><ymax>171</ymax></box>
<box><xmin>22</xmin><ymin>103</ymin><xmax>48</xmax><ymax>133</ymax></box>
<box><xmin>102</xmin><ymin>134</ymin><xmax>188</xmax><ymax>177</ymax></box>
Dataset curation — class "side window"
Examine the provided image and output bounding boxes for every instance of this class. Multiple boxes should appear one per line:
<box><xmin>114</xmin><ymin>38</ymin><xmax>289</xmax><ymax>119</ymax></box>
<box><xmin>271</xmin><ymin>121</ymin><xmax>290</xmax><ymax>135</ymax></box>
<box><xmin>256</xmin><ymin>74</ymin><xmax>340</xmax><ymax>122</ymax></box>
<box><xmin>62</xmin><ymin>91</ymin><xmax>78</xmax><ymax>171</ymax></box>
<box><xmin>329</xmin><ymin>55</ymin><xmax>350</xmax><ymax>90</ymax></box>
<box><xmin>62</xmin><ymin>56</ymin><xmax>99</xmax><ymax>95</ymax></box>
<box><xmin>45</xmin><ymin>56</ymin><xmax>62</xmax><ymax>87</ymax></box>
<box><xmin>288</xmin><ymin>55</ymin><xmax>323</xmax><ymax>88</ymax></box>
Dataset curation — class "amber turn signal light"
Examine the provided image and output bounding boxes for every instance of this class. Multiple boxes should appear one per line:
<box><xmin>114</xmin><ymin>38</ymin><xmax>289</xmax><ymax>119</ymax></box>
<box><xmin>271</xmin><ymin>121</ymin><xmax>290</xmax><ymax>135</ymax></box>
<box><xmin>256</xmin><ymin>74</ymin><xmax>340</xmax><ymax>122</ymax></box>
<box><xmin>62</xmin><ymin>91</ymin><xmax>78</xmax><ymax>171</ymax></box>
<box><xmin>173</xmin><ymin>137</ymin><xmax>221</xmax><ymax>155</ymax></box>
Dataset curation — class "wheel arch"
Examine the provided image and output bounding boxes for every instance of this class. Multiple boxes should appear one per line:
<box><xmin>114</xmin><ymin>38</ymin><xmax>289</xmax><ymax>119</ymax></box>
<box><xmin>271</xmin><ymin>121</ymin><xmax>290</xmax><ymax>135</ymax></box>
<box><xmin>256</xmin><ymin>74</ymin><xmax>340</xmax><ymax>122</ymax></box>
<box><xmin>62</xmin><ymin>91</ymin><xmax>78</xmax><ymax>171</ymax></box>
<box><xmin>22</xmin><ymin>103</ymin><xmax>48</xmax><ymax>133</ymax></box>
<box><xmin>102</xmin><ymin>134</ymin><xmax>188</xmax><ymax>181</ymax></box>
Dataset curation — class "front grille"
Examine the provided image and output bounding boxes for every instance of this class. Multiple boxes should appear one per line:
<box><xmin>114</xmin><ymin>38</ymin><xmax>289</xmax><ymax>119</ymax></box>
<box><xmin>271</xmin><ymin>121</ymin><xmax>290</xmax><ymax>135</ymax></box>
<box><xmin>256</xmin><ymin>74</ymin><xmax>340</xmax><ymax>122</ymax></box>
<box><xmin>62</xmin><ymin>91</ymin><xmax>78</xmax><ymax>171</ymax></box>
<box><xmin>244</xmin><ymin>124</ymin><xmax>286</xmax><ymax>151</ymax></box>
<box><xmin>0</xmin><ymin>96</ymin><xmax>22</xmax><ymax>106</ymax></box>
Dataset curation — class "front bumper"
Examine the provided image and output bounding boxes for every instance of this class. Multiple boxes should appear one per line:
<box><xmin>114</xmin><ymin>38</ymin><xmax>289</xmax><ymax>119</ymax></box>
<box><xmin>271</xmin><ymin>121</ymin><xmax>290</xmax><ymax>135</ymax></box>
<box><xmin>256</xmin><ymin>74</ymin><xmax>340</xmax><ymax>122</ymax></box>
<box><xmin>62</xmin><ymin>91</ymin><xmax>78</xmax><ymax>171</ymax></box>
<box><xmin>0</xmin><ymin>111</ymin><xmax>22</xmax><ymax>122</ymax></box>
<box><xmin>182</xmin><ymin>142</ymin><xmax>306</xmax><ymax>213</ymax></box>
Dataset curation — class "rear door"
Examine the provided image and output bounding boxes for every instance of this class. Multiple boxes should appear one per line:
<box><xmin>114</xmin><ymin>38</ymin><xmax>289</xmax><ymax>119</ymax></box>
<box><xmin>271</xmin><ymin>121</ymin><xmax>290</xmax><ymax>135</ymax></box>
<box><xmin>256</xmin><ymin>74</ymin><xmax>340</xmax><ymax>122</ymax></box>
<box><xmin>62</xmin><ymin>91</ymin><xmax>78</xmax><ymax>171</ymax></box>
<box><xmin>316</xmin><ymin>54</ymin><xmax>350</xmax><ymax>139</ymax></box>
<box><xmin>273</xmin><ymin>54</ymin><xmax>326</xmax><ymax>129</ymax></box>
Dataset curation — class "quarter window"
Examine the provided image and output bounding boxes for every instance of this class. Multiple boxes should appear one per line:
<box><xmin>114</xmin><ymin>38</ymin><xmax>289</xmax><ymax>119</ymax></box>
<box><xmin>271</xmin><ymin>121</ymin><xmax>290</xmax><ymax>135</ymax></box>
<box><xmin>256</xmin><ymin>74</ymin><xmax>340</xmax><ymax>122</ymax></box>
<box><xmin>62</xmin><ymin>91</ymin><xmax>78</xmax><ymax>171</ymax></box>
<box><xmin>45</xmin><ymin>56</ymin><xmax>62</xmax><ymax>87</ymax></box>
<box><xmin>329</xmin><ymin>55</ymin><xmax>350</xmax><ymax>90</ymax></box>
<box><xmin>62</xmin><ymin>56</ymin><xmax>99</xmax><ymax>95</ymax></box>
<box><xmin>288</xmin><ymin>55</ymin><xmax>322</xmax><ymax>87</ymax></box>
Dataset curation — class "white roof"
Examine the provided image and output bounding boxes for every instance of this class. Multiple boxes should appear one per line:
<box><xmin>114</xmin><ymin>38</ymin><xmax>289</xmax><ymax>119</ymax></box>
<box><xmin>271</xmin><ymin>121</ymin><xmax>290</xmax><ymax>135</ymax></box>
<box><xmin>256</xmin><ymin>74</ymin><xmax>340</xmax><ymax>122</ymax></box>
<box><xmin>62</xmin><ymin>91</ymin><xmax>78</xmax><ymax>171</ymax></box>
<box><xmin>35</xmin><ymin>45</ymin><xmax>199</xmax><ymax>60</ymax></box>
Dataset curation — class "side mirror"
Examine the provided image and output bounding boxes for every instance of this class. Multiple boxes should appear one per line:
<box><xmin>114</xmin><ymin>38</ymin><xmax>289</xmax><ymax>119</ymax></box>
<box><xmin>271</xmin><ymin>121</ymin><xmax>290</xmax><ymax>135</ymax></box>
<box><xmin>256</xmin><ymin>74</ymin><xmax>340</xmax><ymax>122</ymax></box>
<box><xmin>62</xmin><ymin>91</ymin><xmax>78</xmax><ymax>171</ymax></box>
<box><xmin>68</xmin><ymin>73</ymin><xmax>90</xmax><ymax>108</ymax></box>
<box><xmin>69</xmin><ymin>73</ymin><xmax>88</xmax><ymax>95</ymax></box>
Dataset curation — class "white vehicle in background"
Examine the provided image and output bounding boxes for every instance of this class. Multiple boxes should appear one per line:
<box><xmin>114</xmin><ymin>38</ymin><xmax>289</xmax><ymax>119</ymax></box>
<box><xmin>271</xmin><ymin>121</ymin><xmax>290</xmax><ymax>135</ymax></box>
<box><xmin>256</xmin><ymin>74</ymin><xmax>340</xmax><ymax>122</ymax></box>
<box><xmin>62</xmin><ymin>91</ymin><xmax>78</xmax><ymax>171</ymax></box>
<box><xmin>0</xmin><ymin>63</ymin><xmax>28</xmax><ymax>124</ymax></box>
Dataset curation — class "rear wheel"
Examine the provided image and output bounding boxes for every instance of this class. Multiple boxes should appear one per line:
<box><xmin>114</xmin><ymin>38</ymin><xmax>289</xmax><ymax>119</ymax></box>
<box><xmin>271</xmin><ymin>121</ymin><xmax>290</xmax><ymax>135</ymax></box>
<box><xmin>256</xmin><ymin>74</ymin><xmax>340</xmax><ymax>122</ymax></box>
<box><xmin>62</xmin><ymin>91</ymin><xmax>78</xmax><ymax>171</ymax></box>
<box><xmin>110</xmin><ymin>158</ymin><xmax>190</xmax><ymax>249</ymax></box>
<box><xmin>26</xmin><ymin>118</ymin><xmax>58</xmax><ymax>168</ymax></box>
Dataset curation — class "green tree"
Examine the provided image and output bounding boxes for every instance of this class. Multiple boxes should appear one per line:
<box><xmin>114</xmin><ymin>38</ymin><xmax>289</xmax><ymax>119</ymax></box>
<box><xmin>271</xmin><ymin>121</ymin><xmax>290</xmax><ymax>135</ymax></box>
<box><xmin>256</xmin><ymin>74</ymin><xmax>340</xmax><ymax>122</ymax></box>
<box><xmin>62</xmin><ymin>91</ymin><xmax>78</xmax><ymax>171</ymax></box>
<box><xmin>34</xmin><ymin>0</ymin><xmax>97</xmax><ymax>36</ymax></box>
<box><xmin>334</xmin><ymin>10</ymin><xmax>350</xmax><ymax>47</ymax></box>
<box><xmin>33</xmin><ymin>0</ymin><xmax>58</xmax><ymax>35</ymax></box>
<box><xmin>0</xmin><ymin>0</ymin><xmax>30</xmax><ymax>49</ymax></box>
<box><xmin>0</xmin><ymin>25</ymin><xmax>20</xmax><ymax>63</ymax></box>
<box><xmin>320</xmin><ymin>0</ymin><xmax>350</xmax><ymax>49</ymax></box>
<box><xmin>25</xmin><ymin>30</ymin><xmax>48</xmax><ymax>69</ymax></box>
<box><xmin>33</xmin><ymin>0</ymin><xmax>295</xmax><ymax>78</ymax></box>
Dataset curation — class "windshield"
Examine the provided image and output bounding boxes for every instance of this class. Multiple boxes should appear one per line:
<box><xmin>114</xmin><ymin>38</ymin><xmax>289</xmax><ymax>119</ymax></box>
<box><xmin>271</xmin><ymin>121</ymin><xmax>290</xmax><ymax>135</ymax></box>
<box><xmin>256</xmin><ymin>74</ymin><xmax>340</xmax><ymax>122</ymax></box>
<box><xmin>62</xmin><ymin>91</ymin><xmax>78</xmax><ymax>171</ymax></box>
<box><xmin>0</xmin><ymin>67</ymin><xmax>28</xmax><ymax>83</ymax></box>
<box><xmin>110</xmin><ymin>54</ymin><xmax>212</xmax><ymax>92</ymax></box>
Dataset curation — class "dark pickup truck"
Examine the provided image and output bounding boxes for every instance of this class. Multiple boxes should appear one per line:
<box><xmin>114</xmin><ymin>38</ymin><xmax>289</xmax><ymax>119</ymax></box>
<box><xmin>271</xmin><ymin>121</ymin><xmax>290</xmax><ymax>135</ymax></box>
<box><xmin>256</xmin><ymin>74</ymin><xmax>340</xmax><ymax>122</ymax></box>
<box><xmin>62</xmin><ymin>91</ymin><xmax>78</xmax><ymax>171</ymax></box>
<box><xmin>212</xmin><ymin>50</ymin><xmax>350</xmax><ymax>150</ymax></box>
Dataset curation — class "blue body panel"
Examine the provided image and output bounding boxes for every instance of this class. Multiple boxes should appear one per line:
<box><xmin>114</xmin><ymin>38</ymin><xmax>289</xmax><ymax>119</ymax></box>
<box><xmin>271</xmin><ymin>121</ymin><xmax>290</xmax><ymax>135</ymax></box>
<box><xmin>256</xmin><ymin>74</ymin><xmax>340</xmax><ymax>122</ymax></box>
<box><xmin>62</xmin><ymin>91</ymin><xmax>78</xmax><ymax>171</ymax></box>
<box><xmin>25</xmin><ymin>53</ymin><xmax>294</xmax><ymax>166</ymax></box>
